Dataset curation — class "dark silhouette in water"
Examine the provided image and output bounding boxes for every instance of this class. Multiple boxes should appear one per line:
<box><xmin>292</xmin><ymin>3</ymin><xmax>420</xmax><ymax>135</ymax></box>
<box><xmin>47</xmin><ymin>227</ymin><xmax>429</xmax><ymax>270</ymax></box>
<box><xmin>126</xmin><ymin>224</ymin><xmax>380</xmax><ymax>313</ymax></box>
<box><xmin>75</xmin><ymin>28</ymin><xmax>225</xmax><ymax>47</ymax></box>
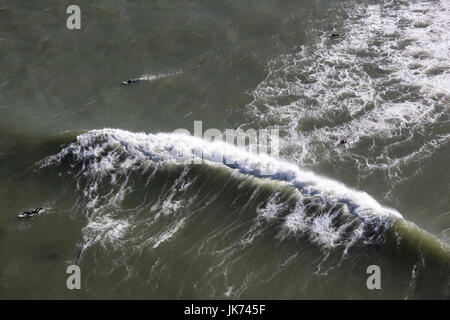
<box><xmin>19</xmin><ymin>207</ymin><xmax>43</xmax><ymax>217</ymax></box>
<box><xmin>121</xmin><ymin>79</ymin><xmax>141</xmax><ymax>85</ymax></box>
<box><xmin>338</xmin><ymin>139</ymin><xmax>348</xmax><ymax>146</ymax></box>
<box><xmin>331</xmin><ymin>33</ymin><xmax>340</xmax><ymax>38</ymax></box>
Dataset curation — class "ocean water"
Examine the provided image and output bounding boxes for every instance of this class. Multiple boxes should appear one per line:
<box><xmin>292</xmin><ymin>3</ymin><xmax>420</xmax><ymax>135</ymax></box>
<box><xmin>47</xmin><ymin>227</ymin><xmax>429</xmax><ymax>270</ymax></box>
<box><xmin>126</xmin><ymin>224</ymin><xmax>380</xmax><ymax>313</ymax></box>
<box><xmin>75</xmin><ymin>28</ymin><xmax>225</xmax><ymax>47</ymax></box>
<box><xmin>0</xmin><ymin>0</ymin><xmax>449</xmax><ymax>299</ymax></box>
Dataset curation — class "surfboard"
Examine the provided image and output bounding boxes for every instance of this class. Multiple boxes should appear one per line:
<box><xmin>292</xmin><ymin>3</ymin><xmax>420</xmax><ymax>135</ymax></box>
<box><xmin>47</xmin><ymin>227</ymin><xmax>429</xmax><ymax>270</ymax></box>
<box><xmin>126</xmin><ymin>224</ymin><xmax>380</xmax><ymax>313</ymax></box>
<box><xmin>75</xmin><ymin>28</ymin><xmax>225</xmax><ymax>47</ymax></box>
<box><xmin>17</xmin><ymin>213</ymin><xmax>36</xmax><ymax>218</ymax></box>
<box><xmin>17</xmin><ymin>209</ymin><xmax>44</xmax><ymax>218</ymax></box>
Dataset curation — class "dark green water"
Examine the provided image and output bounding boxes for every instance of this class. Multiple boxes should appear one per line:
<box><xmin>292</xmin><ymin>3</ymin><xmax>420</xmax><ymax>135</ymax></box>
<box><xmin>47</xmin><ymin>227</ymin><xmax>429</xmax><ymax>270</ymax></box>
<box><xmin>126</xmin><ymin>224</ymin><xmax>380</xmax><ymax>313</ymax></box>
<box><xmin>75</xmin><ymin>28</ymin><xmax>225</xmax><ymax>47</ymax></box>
<box><xmin>0</xmin><ymin>0</ymin><xmax>449</xmax><ymax>299</ymax></box>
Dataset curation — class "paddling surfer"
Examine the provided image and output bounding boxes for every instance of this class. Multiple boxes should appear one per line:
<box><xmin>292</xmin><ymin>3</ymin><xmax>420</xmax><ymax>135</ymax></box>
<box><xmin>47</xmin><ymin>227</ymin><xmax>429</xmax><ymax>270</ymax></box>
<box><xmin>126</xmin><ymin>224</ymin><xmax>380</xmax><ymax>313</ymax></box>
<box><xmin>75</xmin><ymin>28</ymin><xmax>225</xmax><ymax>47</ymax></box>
<box><xmin>121</xmin><ymin>79</ymin><xmax>141</xmax><ymax>85</ymax></box>
<box><xmin>19</xmin><ymin>207</ymin><xmax>43</xmax><ymax>217</ymax></box>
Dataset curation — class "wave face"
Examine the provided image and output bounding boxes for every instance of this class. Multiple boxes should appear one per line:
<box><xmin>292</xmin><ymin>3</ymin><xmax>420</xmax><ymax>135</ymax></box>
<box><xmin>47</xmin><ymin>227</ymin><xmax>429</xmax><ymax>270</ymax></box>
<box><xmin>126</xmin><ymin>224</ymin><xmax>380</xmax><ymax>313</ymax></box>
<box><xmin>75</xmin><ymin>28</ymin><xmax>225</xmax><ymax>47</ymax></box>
<box><xmin>40</xmin><ymin>129</ymin><xmax>401</xmax><ymax>249</ymax></box>
<box><xmin>36</xmin><ymin>128</ymin><xmax>449</xmax><ymax>298</ymax></box>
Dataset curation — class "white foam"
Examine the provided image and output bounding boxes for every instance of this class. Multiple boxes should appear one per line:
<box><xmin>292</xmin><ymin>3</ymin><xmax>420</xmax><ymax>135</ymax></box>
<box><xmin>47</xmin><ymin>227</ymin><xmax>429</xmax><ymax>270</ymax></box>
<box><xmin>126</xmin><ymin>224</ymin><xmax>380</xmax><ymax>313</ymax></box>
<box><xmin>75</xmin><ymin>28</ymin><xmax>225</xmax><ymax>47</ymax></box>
<box><xmin>42</xmin><ymin>128</ymin><xmax>403</xmax><ymax>223</ymax></box>
<box><xmin>152</xmin><ymin>218</ymin><xmax>186</xmax><ymax>249</ymax></box>
<box><xmin>248</xmin><ymin>0</ymin><xmax>450</xmax><ymax>178</ymax></box>
<box><xmin>82</xmin><ymin>216</ymin><xmax>130</xmax><ymax>248</ymax></box>
<box><xmin>39</xmin><ymin>128</ymin><xmax>410</xmax><ymax>260</ymax></box>
<box><xmin>138</xmin><ymin>70</ymin><xmax>182</xmax><ymax>81</ymax></box>
<box><xmin>256</xmin><ymin>193</ymin><xmax>287</xmax><ymax>222</ymax></box>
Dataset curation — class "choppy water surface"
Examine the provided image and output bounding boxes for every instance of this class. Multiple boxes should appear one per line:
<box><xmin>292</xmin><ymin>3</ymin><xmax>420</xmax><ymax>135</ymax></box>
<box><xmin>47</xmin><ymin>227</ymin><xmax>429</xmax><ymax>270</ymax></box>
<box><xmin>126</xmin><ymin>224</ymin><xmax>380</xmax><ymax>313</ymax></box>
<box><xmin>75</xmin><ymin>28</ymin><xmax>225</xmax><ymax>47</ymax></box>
<box><xmin>0</xmin><ymin>0</ymin><xmax>449</xmax><ymax>299</ymax></box>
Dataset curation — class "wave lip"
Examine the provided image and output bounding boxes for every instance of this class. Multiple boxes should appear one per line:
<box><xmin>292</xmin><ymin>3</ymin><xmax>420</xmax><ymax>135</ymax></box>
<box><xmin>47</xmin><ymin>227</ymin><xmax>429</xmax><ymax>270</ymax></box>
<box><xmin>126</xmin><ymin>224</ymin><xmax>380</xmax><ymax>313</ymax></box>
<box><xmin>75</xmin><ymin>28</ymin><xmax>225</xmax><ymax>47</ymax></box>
<box><xmin>41</xmin><ymin>128</ymin><xmax>403</xmax><ymax>224</ymax></box>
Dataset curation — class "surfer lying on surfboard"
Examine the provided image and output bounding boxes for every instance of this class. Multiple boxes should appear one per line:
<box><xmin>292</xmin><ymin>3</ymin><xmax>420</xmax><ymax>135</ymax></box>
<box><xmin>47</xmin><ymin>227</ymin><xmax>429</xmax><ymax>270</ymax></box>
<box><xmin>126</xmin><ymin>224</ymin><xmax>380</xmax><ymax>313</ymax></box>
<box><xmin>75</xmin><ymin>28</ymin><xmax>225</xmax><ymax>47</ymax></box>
<box><xmin>18</xmin><ymin>207</ymin><xmax>43</xmax><ymax>218</ymax></box>
<box><xmin>121</xmin><ymin>79</ymin><xmax>141</xmax><ymax>85</ymax></box>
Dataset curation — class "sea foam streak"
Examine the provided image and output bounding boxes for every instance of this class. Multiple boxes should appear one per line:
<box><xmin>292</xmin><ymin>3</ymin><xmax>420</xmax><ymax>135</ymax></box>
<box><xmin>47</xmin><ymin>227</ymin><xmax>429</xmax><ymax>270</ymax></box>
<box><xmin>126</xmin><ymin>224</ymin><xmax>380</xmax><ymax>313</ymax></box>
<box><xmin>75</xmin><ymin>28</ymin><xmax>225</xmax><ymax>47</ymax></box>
<box><xmin>138</xmin><ymin>70</ymin><xmax>182</xmax><ymax>81</ymax></box>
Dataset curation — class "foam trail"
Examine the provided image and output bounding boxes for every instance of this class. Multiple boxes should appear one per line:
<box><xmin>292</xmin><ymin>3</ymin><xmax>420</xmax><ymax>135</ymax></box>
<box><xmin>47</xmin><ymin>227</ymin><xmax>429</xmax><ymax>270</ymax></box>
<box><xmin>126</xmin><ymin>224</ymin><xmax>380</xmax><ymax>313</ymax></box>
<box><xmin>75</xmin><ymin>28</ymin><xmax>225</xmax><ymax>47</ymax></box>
<box><xmin>138</xmin><ymin>70</ymin><xmax>182</xmax><ymax>81</ymax></box>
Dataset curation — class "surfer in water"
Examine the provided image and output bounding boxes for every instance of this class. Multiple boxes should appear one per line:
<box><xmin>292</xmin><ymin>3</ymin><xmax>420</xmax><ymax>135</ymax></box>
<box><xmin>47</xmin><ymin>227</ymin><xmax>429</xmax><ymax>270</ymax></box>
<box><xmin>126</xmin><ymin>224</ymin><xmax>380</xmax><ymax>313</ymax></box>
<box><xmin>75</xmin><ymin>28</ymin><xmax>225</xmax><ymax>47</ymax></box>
<box><xmin>331</xmin><ymin>33</ymin><xmax>340</xmax><ymax>39</ymax></box>
<box><xmin>19</xmin><ymin>207</ymin><xmax>43</xmax><ymax>218</ymax></box>
<box><xmin>121</xmin><ymin>79</ymin><xmax>141</xmax><ymax>85</ymax></box>
<box><xmin>338</xmin><ymin>139</ymin><xmax>348</xmax><ymax>146</ymax></box>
